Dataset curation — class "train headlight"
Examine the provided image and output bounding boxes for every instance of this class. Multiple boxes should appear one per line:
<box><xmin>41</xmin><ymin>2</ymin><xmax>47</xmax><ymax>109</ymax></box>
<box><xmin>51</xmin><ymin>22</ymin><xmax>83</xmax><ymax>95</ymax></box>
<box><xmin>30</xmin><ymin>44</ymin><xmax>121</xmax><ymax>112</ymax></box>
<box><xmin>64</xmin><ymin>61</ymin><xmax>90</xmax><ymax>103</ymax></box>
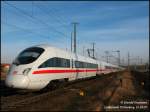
<box><xmin>23</xmin><ymin>68</ymin><xmax>31</xmax><ymax>75</ymax></box>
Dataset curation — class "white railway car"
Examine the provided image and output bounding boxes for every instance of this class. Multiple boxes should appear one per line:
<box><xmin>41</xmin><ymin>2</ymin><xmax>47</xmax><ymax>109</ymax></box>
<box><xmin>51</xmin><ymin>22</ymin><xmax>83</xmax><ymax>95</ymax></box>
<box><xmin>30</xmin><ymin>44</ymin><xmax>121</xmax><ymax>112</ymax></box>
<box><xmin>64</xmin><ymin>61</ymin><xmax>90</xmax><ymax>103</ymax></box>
<box><xmin>5</xmin><ymin>44</ymin><xmax>122</xmax><ymax>90</ymax></box>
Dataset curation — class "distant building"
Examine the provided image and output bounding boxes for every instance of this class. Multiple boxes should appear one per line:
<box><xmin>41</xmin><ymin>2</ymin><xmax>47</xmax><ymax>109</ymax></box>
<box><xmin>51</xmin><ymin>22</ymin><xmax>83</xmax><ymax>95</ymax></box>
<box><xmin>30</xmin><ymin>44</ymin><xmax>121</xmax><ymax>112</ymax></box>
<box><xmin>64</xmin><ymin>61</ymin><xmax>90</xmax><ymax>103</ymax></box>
<box><xmin>2</xmin><ymin>63</ymin><xmax>10</xmax><ymax>68</ymax></box>
<box><xmin>1</xmin><ymin>63</ymin><xmax>10</xmax><ymax>73</ymax></box>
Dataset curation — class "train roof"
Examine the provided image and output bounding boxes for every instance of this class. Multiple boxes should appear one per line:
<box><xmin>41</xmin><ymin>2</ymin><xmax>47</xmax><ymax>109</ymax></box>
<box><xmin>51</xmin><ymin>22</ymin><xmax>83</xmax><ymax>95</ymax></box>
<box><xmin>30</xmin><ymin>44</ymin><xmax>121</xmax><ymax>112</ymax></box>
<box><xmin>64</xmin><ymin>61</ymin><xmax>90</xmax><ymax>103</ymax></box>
<box><xmin>32</xmin><ymin>44</ymin><xmax>96</xmax><ymax>61</ymax></box>
<box><xmin>30</xmin><ymin>44</ymin><xmax>122</xmax><ymax>68</ymax></box>
<box><xmin>31</xmin><ymin>44</ymin><xmax>56</xmax><ymax>49</ymax></box>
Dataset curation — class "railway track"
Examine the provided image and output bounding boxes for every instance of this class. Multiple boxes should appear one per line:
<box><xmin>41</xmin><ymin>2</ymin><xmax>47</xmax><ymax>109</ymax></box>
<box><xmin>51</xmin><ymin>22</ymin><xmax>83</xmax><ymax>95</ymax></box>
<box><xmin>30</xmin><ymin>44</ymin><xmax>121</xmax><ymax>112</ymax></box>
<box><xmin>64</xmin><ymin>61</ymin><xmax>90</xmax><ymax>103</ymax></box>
<box><xmin>1</xmin><ymin>91</ymin><xmax>52</xmax><ymax>111</ymax></box>
<box><xmin>1</xmin><ymin>72</ymin><xmax>122</xmax><ymax>111</ymax></box>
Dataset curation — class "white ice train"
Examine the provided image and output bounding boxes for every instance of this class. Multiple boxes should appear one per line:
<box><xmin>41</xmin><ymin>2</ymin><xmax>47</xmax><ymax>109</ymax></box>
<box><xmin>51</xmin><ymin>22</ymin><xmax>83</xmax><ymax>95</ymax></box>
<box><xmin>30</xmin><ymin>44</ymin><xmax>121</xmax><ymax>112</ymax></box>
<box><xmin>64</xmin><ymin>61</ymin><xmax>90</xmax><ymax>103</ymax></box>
<box><xmin>5</xmin><ymin>44</ymin><xmax>123</xmax><ymax>90</ymax></box>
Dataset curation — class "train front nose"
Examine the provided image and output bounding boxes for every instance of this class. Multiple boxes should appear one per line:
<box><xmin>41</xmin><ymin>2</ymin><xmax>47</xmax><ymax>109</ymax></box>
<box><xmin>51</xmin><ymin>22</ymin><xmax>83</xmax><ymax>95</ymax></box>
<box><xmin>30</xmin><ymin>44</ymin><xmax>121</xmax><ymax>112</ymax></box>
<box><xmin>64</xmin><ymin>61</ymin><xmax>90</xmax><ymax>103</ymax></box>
<box><xmin>5</xmin><ymin>74</ymin><xmax>30</xmax><ymax>89</ymax></box>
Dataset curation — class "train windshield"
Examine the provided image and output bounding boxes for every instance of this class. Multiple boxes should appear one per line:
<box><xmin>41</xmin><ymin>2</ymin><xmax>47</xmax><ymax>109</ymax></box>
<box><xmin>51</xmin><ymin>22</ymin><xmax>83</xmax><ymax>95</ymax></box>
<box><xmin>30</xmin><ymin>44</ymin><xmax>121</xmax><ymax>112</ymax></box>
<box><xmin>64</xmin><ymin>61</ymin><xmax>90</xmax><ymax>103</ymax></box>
<box><xmin>13</xmin><ymin>47</ymin><xmax>44</xmax><ymax>65</ymax></box>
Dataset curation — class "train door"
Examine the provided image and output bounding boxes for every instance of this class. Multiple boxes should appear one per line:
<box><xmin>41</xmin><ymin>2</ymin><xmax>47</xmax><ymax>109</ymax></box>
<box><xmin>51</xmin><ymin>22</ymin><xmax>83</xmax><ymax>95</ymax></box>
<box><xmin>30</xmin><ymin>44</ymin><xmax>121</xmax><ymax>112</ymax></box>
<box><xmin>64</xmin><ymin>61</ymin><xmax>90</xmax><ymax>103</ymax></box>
<box><xmin>78</xmin><ymin>61</ymin><xmax>85</xmax><ymax>79</ymax></box>
<box><xmin>74</xmin><ymin>54</ymin><xmax>79</xmax><ymax>80</ymax></box>
<box><xmin>84</xmin><ymin>58</ymin><xmax>88</xmax><ymax>78</ymax></box>
<box><xmin>95</xmin><ymin>61</ymin><xmax>98</xmax><ymax>75</ymax></box>
<box><xmin>70</xmin><ymin>54</ymin><xmax>75</xmax><ymax>81</ymax></box>
<box><xmin>83</xmin><ymin>61</ymin><xmax>87</xmax><ymax>78</ymax></box>
<box><xmin>98</xmin><ymin>62</ymin><xmax>101</xmax><ymax>75</ymax></box>
<box><xmin>101</xmin><ymin>62</ymin><xmax>105</xmax><ymax>74</ymax></box>
<box><xmin>70</xmin><ymin>53</ymin><xmax>79</xmax><ymax>80</ymax></box>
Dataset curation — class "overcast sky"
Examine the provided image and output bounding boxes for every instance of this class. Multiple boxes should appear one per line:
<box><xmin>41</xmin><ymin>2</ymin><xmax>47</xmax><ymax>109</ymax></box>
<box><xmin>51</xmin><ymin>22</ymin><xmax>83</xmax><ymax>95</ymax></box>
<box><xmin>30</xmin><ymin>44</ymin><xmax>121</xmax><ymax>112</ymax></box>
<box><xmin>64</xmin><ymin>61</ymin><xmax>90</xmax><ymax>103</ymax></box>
<box><xmin>1</xmin><ymin>1</ymin><xmax>149</xmax><ymax>65</ymax></box>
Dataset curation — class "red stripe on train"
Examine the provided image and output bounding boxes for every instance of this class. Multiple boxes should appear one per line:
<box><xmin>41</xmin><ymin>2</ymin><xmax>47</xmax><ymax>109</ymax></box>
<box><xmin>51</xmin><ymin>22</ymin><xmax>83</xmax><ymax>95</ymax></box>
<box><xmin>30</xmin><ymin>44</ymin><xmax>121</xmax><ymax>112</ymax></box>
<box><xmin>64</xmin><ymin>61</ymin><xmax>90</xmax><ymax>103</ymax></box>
<box><xmin>32</xmin><ymin>69</ymin><xmax>109</xmax><ymax>74</ymax></box>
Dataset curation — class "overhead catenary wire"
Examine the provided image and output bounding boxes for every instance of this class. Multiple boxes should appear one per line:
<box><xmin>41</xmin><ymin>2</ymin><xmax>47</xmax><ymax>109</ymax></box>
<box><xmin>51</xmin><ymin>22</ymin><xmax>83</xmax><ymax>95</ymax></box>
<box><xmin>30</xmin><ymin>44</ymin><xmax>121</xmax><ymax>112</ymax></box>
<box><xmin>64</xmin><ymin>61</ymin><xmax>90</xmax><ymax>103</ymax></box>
<box><xmin>2</xmin><ymin>22</ymin><xmax>69</xmax><ymax>48</ymax></box>
<box><xmin>2</xmin><ymin>3</ymin><xmax>43</xmax><ymax>29</ymax></box>
<box><xmin>3</xmin><ymin>22</ymin><xmax>51</xmax><ymax>40</ymax></box>
<box><xmin>33</xmin><ymin>4</ymin><xmax>70</xmax><ymax>43</ymax></box>
<box><xmin>4</xmin><ymin>2</ymin><xmax>68</xmax><ymax>39</ymax></box>
<box><xmin>2</xmin><ymin>23</ymin><xmax>69</xmax><ymax>50</ymax></box>
<box><xmin>31</xmin><ymin>1</ymin><xmax>34</xmax><ymax>17</ymax></box>
<box><xmin>42</xmin><ymin>3</ymin><xmax>70</xmax><ymax>28</ymax></box>
<box><xmin>33</xmin><ymin>3</ymin><xmax>70</xmax><ymax>32</ymax></box>
<box><xmin>2</xmin><ymin>21</ymin><xmax>65</xmax><ymax>44</ymax></box>
<box><xmin>49</xmin><ymin>7</ymin><xmax>69</xmax><ymax>27</ymax></box>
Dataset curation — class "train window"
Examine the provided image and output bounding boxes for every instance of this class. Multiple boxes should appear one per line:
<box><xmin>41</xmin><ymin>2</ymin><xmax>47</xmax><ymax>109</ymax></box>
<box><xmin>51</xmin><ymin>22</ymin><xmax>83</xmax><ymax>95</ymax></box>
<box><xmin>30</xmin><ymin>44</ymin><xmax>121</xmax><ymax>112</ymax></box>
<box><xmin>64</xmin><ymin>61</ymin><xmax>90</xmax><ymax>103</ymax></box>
<box><xmin>105</xmin><ymin>66</ymin><xmax>112</xmax><ymax>69</ymax></box>
<box><xmin>75</xmin><ymin>61</ymin><xmax>81</xmax><ymax>68</ymax></box>
<box><xmin>83</xmin><ymin>62</ymin><xmax>87</xmax><ymax>68</ymax></box>
<box><xmin>71</xmin><ymin>59</ymin><xmax>74</xmax><ymax>68</ymax></box>
<box><xmin>86</xmin><ymin>63</ymin><xmax>98</xmax><ymax>68</ymax></box>
<box><xmin>80</xmin><ymin>62</ymin><xmax>84</xmax><ymax>68</ymax></box>
<box><xmin>39</xmin><ymin>57</ymin><xmax>70</xmax><ymax>68</ymax></box>
<box><xmin>87</xmin><ymin>63</ymin><xmax>91</xmax><ymax>68</ymax></box>
<box><xmin>75</xmin><ymin>61</ymin><xmax>79</xmax><ymax>68</ymax></box>
<box><xmin>94</xmin><ymin>64</ymin><xmax>98</xmax><ymax>68</ymax></box>
<box><xmin>66</xmin><ymin>59</ymin><xmax>70</xmax><ymax>67</ymax></box>
<box><xmin>86</xmin><ymin>63</ymin><xmax>89</xmax><ymax>68</ymax></box>
<box><xmin>59</xmin><ymin>58</ymin><xmax>70</xmax><ymax>67</ymax></box>
<box><xmin>39</xmin><ymin>59</ymin><xmax>50</xmax><ymax>68</ymax></box>
<box><xmin>13</xmin><ymin>47</ymin><xmax>44</xmax><ymax>65</ymax></box>
<box><xmin>75</xmin><ymin>61</ymin><xmax>97</xmax><ymax>68</ymax></box>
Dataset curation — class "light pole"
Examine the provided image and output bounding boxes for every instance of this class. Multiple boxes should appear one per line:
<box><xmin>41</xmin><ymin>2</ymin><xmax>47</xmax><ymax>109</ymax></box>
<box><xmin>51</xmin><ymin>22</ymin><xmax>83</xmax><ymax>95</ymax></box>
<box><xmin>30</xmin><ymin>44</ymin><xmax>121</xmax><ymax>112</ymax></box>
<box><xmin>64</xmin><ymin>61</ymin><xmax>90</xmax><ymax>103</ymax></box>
<box><xmin>72</xmin><ymin>22</ymin><xmax>79</xmax><ymax>53</ymax></box>
<box><xmin>112</xmin><ymin>50</ymin><xmax>120</xmax><ymax>66</ymax></box>
<box><xmin>104</xmin><ymin>51</ymin><xmax>109</xmax><ymax>63</ymax></box>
